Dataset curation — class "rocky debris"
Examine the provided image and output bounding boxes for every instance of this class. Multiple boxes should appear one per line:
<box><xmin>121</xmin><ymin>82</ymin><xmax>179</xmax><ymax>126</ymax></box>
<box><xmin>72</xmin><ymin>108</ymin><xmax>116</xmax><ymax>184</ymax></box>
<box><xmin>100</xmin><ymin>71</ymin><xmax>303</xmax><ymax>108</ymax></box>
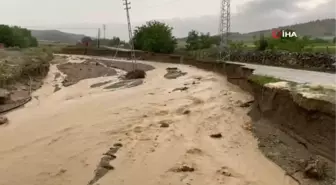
<box><xmin>183</xmin><ymin>109</ymin><xmax>191</xmax><ymax>115</ymax></box>
<box><xmin>192</xmin><ymin>81</ymin><xmax>199</xmax><ymax>85</ymax></box>
<box><xmin>171</xmin><ymin>164</ymin><xmax>195</xmax><ymax>172</ymax></box>
<box><xmin>242</xmin><ymin>121</ymin><xmax>252</xmax><ymax>131</ymax></box>
<box><xmin>90</xmin><ymin>80</ymin><xmax>112</xmax><ymax>88</ymax></box>
<box><xmin>104</xmin><ymin>79</ymin><xmax>143</xmax><ymax>90</ymax></box>
<box><xmin>172</xmin><ymin>87</ymin><xmax>188</xmax><ymax>92</ymax></box>
<box><xmin>304</xmin><ymin>158</ymin><xmax>328</xmax><ymax>180</ymax></box>
<box><xmin>125</xmin><ymin>69</ymin><xmax>146</xmax><ymax>79</ymax></box>
<box><xmin>55</xmin><ymin>168</ymin><xmax>67</xmax><ymax>176</ymax></box>
<box><xmin>133</xmin><ymin>126</ymin><xmax>143</xmax><ymax>133</ymax></box>
<box><xmin>160</xmin><ymin>123</ymin><xmax>169</xmax><ymax>128</ymax></box>
<box><xmin>126</xmin><ymin>79</ymin><xmax>143</xmax><ymax>88</ymax></box>
<box><xmin>104</xmin><ymin>81</ymin><xmax>128</xmax><ymax>89</ymax></box>
<box><xmin>0</xmin><ymin>116</ymin><xmax>8</xmax><ymax>125</ymax></box>
<box><xmin>210</xmin><ymin>133</ymin><xmax>222</xmax><ymax>138</ymax></box>
<box><xmin>238</xmin><ymin>100</ymin><xmax>254</xmax><ymax>108</ymax></box>
<box><xmin>113</xmin><ymin>143</ymin><xmax>123</xmax><ymax>148</ymax></box>
<box><xmin>229</xmin><ymin>50</ymin><xmax>336</xmax><ymax>73</ymax></box>
<box><xmin>186</xmin><ymin>148</ymin><xmax>203</xmax><ymax>155</ymax></box>
<box><xmin>164</xmin><ymin>67</ymin><xmax>187</xmax><ymax>79</ymax></box>
<box><xmin>159</xmin><ymin>120</ymin><xmax>173</xmax><ymax>128</ymax></box>
<box><xmin>53</xmin><ymin>84</ymin><xmax>61</xmax><ymax>92</ymax></box>
<box><xmin>217</xmin><ymin>167</ymin><xmax>232</xmax><ymax>177</ymax></box>
<box><xmin>88</xmin><ymin>144</ymin><xmax>122</xmax><ymax>185</ymax></box>
<box><xmin>54</xmin><ymin>72</ymin><xmax>61</xmax><ymax>79</ymax></box>
<box><xmin>166</xmin><ymin>67</ymin><xmax>178</xmax><ymax>71</ymax></box>
<box><xmin>0</xmin><ymin>88</ymin><xmax>10</xmax><ymax>104</ymax></box>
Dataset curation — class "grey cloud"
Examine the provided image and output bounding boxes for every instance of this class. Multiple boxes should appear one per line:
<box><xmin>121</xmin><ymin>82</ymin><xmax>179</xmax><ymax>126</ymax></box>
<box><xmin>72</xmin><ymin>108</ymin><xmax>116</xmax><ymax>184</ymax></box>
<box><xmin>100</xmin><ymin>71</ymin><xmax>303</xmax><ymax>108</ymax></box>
<box><xmin>27</xmin><ymin>0</ymin><xmax>336</xmax><ymax>40</ymax></box>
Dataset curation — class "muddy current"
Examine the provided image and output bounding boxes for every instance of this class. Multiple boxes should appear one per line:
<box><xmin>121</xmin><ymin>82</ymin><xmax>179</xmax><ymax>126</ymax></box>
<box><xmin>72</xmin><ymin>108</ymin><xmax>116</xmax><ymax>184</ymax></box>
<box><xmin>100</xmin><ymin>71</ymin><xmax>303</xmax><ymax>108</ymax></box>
<box><xmin>0</xmin><ymin>55</ymin><xmax>331</xmax><ymax>185</ymax></box>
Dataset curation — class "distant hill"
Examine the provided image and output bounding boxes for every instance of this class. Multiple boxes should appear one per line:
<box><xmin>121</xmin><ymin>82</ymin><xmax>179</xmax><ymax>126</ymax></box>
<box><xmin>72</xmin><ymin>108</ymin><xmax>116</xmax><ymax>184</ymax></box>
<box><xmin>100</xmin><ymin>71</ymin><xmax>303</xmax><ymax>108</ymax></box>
<box><xmin>31</xmin><ymin>30</ymin><xmax>88</xmax><ymax>44</ymax></box>
<box><xmin>238</xmin><ymin>18</ymin><xmax>335</xmax><ymax>41</ymax></box>
<box><xmin>178</xmin><ymin>19</ymin><xmax>336</xmax><ymax>43</ymax></box>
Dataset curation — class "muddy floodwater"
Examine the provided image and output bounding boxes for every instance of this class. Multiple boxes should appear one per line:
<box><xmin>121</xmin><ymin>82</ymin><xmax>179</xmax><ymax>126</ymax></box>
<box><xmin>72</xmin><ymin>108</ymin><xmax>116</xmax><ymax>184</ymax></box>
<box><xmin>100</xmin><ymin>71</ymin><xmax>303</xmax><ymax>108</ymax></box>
<box><xmin>0</xmin><ymin>55</ymin><xmax>302</xmax><ymax>185</ymax></box>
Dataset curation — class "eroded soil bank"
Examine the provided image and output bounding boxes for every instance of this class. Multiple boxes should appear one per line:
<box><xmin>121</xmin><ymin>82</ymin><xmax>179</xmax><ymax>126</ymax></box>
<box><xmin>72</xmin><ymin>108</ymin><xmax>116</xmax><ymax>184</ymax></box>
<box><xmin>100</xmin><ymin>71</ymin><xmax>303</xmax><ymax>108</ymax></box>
<box><xmin>0</xmin><ymin>49</ymin><xmax>52</xmax><ymax>115</ymax></box>
<box><xmin>225</xmin><ymin>63</ymin><xmax>335</xmax><ymax>185</ymax></box>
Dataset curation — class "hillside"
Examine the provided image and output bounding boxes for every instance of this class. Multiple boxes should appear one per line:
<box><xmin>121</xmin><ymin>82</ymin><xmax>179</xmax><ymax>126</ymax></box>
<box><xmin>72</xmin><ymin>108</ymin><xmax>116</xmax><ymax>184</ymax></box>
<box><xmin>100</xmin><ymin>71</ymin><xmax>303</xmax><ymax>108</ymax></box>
<box><xmin>31</xmin><ymin>30</ymin><xmax>87</xmax><ymax>44</ymax></box>
<box><xmin>178</xmin><ymin>18</ymin><xmax>336</xmax><ymax>42</ymax></box>
<box><xmin>241</xmin><ymin>18</ymin><xmax>336</xmax><ymax>41</ymax></box>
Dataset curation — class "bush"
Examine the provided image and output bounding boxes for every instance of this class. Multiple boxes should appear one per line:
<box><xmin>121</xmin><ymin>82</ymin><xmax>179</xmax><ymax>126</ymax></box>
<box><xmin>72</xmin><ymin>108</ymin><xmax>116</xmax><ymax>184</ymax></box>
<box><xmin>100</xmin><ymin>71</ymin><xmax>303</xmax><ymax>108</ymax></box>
<box><xmin>125</xmin><ymin>69</ymin><xmax>146</xmax><ymax>79</ymax></box>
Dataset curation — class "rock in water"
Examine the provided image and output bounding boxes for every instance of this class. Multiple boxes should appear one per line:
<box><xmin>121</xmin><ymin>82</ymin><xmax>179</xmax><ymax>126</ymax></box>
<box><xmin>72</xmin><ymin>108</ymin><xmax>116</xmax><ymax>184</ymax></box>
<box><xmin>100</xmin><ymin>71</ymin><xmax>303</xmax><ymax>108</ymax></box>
<box><xmin>0</xmin><ymin>116</ymin><xmax>8</xmax><ymax>125</ymax></box>
<box><xmin>0</xmin><ymin>88</ymin><xmax>10</xmax><ymax>104</ymax></box>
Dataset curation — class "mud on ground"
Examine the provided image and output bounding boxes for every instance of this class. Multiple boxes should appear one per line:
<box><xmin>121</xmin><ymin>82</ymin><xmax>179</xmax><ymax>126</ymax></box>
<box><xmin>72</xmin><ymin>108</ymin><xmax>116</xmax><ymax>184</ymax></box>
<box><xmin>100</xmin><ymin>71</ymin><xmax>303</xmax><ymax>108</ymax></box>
<box><xmin>57</xmin><ymin>57</ymin><xmax>155</xmax><ymax>87</ymax></box>
<box><xmin>57</xmin><ymin>61</ymin><xmax>117</xmax><ymax>87</ymax></box>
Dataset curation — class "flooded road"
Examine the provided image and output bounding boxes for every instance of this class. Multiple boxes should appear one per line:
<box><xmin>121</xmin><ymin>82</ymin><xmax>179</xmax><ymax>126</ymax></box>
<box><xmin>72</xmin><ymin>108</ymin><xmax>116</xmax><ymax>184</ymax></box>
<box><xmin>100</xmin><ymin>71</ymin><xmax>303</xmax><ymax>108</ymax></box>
<box><xmin>0</xmin><ymin>56</ymin><xmax>298</xmax><ymax>185</ymax></box>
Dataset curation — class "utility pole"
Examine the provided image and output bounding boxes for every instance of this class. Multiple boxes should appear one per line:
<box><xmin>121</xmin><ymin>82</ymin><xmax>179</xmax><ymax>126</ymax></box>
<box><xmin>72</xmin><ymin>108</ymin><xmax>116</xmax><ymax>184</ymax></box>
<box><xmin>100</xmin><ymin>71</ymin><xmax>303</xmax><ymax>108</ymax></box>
<box><xmin>103</xmin><ymin>24</ymin><xmax>106</xmax><ymax>40</ymax></box>
<box><xmin>123</xmin><ymin>0</ymin><xmax>136</xmax><ymax>70</ymax></box>
<box><xmin>97</xmin><ymin>28</ymin><xmax>101</xmax><ymax>48</ymax></box>
<box><xmin>218</xmin><ymin>0</ymin><xmax>231</xmax><ymax>61</ymax></box>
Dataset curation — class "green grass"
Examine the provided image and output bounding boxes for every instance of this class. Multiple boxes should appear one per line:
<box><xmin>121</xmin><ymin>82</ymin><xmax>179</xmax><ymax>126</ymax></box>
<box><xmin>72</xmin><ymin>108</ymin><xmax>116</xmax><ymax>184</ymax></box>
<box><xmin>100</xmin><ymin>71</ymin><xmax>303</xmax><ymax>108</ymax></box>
<box><xmin>249</xmin><ymin>75</ymin><xmax>283</xmax><ymax>85</ymax></box>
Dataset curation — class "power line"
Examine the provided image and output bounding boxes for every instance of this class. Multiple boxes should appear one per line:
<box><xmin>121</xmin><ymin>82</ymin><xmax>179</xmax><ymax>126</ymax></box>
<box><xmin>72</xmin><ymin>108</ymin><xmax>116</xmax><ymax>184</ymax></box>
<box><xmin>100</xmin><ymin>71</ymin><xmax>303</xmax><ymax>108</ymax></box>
<box><xmin>218</xmin><ymin>0</ymin><xmax>231</xmax><ymax>61</ymax></box>
<box><xmin>97</xmin><ymin>28</ymin><xmax>101</xmax><ymax>48</ymax></box>
<box><xmin>123</xmin><ymin>0</ymin><xmax>137</xmax><ymax>70</ymax></box>
<box><xmin>103</xmin><ymin>24</ymin><xmax>106</xmax><ymax>40</ymax></box>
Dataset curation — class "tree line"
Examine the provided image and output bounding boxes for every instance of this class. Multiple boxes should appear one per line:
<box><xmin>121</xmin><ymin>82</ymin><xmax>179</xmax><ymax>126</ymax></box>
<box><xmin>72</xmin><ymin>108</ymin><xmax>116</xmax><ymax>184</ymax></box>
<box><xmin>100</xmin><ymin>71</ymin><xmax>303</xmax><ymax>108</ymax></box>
<box><xmin>127</xmin><ymin>20</ymin><xmax>335</xmax><ymax>54</ymax></box>
<box><xmin>0</xmin><ymin>25</ymin><xmax>38</xmax><ymax>48</ymax></box>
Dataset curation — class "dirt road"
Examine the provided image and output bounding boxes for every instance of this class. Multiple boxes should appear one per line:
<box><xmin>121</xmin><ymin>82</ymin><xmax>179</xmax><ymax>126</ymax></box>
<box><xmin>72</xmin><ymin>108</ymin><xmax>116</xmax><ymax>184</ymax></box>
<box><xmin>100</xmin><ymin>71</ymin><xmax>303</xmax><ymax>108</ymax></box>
<box><xmin>0</xmin><ymin>56</ymin><xmax>298</xmax><ymax>185</ymax></box>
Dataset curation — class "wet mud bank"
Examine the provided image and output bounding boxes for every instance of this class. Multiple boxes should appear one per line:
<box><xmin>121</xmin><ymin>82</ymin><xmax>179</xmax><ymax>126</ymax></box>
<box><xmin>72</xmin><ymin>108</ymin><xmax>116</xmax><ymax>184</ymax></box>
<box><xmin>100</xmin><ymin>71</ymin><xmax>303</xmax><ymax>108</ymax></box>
<box><xmin>224</xmin><ymin>62</ymin><xmax>335</xmax><ymax>184</ymax></box>
<box><xmin>56</xmin><ymin>57</ymin><xmax>155</xmax><ymax>88</ymax></box>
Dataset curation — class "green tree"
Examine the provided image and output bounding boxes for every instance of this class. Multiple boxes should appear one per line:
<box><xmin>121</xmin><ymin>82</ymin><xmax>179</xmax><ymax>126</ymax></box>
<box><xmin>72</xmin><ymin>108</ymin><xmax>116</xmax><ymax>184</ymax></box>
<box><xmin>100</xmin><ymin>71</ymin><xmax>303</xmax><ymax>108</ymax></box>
<box><xmin>0</xmin><ymin>25</ymin><xmax>38</xmax><ymax>48</ymax></box>
<box><xmin>0</xmin><ymin>25</ymin><xmax>14</xmax><ymax>47</ymax></box>
<box><xmin>186</xmin><ymin>30</ymin><xmax>200</xmax><ymax>50</ymax></box>
<box><xmin>199</xmin><ymin>32</ymin><xmax>212</xmax><ymax>49</ymax></box>
<box><xmin>229</xmin><ymin>41</ymin><xmax>245</xmax><ymax>50</ymax></box>
<box><xmin>133</xmin><ymin>21</ymin><xmax>177</xmax><ymax>53</ymax></box>
<box><xmin>108</xmin><ymin>37</ymin><xmax>121</xmax><ymax>46</ymax></box>
<box><xmin>256</xmin><ymin>34</ymin><xmax>268</xmax><ymax>51</ymax></box>
<box><xmin>333</xmin><ymin>37</ymin><xmax>336</xmax><ymax>44</ymax></box>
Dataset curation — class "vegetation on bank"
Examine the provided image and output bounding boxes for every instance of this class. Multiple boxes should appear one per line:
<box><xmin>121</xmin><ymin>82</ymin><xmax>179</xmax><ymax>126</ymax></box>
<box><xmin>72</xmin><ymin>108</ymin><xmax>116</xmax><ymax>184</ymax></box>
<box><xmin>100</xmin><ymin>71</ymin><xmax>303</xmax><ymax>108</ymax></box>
<box><xmin>0</xmin><ymin>48</ymin><xmax>53</xmax><ymax>88</ymax></box>
<box><xmin>133</xmin><ymin>21</ymin><xmax>177</xmax><ymax>53</ymax></box>
<box><xmin>249</xmin><ymin>75</ymin><xmax>283</xmax><ymax>85</ymax></box>
<box><xmin>0</xmin><ymin>25</ymin><xmax>38</xmax><ymax>48</ymax></box>
<box><xmin>114</xmin><ymin>19</ymin><xmax>335</xmax><ymax>57</ymax></box>
<box><xmin>91</xmin><ymin>37</ymin><xmax>131</xmax><ymax>49</ymax></box>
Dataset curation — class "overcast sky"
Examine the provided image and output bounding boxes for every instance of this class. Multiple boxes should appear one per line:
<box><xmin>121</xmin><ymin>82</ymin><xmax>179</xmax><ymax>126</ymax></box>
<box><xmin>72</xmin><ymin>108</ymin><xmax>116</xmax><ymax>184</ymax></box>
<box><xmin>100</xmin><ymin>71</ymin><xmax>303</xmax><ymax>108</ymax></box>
<box><xmin>1</xmin><ymin>0</ymin><xmax>335</xmax><ymax>39</ymax></box>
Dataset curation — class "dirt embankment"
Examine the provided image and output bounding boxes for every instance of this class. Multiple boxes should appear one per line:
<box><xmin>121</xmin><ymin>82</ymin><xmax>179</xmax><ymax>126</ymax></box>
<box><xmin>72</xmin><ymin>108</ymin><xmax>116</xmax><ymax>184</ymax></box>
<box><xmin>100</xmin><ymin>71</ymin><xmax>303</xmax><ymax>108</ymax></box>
<box><xmin>0</xmin><ymin>48</ymin><xmax>52</xmax><ymax>115</ymax></box>
<box><xmin>224</xmin><ymin>63</ymin><xmax>335</xmax><ymax>185</ymax></box>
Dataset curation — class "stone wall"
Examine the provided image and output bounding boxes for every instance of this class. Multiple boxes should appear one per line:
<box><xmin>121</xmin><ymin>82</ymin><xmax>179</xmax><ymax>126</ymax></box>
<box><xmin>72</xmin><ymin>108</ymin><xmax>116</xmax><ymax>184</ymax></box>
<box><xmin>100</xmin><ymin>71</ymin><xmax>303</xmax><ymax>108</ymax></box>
<box><xmin>230</xmin><ymin>50</ymin><xmax>336</xmax><ymax>73</ymax></box>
